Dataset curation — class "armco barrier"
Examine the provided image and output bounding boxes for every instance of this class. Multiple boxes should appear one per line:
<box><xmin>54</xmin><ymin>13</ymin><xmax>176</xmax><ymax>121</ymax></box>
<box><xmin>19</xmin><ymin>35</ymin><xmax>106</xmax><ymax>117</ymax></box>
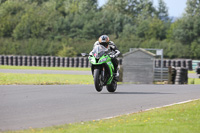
<box><xmin>0</xmin><ymin>55</ymin><xmax>123</xmax><ymax>68</ymax></box>
<box><xmin>154</xmin><ymin>67</ymin><xmax>169</xmax><ymax>82</ymax></box>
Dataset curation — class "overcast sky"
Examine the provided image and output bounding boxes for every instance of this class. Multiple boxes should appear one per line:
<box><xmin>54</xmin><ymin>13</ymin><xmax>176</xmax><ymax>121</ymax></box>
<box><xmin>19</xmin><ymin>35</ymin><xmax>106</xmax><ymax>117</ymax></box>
<box><xmin>98</xmin><ymin>0</ymin><xmax>187</xmax><ymax>17</ymax></box>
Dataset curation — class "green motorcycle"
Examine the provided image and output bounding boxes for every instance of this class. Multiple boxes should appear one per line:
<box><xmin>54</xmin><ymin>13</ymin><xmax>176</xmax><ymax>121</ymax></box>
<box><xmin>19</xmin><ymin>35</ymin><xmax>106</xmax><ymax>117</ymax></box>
<box><xmin>82</xmin><ymin>45</ymin><xmax>117</xmax><ymax>92</ymax></box>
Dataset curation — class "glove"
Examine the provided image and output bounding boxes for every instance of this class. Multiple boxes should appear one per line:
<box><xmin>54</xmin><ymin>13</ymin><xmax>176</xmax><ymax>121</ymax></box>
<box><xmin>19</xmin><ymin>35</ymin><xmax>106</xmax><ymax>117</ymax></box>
<box><xmin>89</xmin><ymin>51</ymin><xmax>93</xmax><ymax>56</ymax></box>
<box><xmin>110</xmin><ymin>54</ymin><xmax>116</xmax><ymax>58</ymax></box>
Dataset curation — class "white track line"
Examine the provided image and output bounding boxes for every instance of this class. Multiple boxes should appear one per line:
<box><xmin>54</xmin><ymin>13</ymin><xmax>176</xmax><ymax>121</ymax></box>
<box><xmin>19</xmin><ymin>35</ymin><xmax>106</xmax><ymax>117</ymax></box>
<box><xmin>101</xmin><ymin>98</ymin><xmax>200</xmax><ymax>121</ymax></box>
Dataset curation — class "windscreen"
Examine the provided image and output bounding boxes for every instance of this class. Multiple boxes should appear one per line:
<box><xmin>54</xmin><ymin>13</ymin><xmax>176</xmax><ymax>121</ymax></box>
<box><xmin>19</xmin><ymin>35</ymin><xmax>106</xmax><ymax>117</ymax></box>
<box><xmin>92</xmin><ymin>45</ymin><xmax>108</xmax><ymax>59</ymax></box>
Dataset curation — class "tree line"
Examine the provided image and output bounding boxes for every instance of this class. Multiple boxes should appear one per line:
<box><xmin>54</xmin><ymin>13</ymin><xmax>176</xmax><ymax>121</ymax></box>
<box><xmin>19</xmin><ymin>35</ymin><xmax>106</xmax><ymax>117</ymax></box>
<box><xmin>0</xmin><ymin>0</ymin><xmax>200</xmax><ymax>59</ymax></box>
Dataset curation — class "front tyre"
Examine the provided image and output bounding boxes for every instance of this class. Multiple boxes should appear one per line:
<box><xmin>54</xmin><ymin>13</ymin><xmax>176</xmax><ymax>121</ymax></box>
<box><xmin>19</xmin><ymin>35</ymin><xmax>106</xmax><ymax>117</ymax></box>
<box><xmin>106</xmin><ymin>80</ymin><xmax>117</xmax><ymax>92</ymax></box>
<box><xmin>94</xmin><ymin>69</ymin><xmax>103</xmax><ymax>92</ymax></box>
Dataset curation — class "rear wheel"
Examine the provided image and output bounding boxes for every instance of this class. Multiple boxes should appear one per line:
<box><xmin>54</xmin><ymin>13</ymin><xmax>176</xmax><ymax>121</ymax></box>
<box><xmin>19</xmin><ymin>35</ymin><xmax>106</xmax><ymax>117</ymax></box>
<box><xmin>94</xmin><ymin>69</ymin><xmax>103</xmax><ymax>92</ymax></box>
<box><xmin>106</xmin><ymin>80</ymin><xmax>117</xmax><ymax>92</ymax></box>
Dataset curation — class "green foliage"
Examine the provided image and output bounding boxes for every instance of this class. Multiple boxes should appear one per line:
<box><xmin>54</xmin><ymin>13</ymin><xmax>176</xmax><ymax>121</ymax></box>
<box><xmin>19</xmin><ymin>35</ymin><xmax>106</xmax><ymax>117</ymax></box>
<box><xmin>57</xmin><ymin>39</ymin><xmax>77</xmax><ymax>57</ymax></box>
<box><xmin>0</xmin><ymin>0</ymin><xmax>200</xmax><ymax>59</ymax></box>
<box><xmin>166</xmin><ymin>20</ymin><xmax>179</xmax><ymax>41</ymax></box>
<box><xmin>156</xmin><ymin>0</ymin><xmax>169</xmax><ymax>21</ymax></box>
<box><xmin>185</xmin><ymin>0</ymin><xmax>200</xmax><ymax>16</ymax></box>
<box><xmin>190</xmin><ymin>39</ymin><xmax>200</xmax><ymax>58</ymax></box>
<box><xmin>0</xmin><ymin>0</ymin><xmax>26</xmax><ymax>37</ymax></box>
<box><xmin>12</xmin><ymin>1</ymin><xmax>60</xmax><ymax>39</ymax></box>
<box><xmin>146</xmin><ymin>17</ymin><xmax>166</xmax><ymax>40</ymax></box>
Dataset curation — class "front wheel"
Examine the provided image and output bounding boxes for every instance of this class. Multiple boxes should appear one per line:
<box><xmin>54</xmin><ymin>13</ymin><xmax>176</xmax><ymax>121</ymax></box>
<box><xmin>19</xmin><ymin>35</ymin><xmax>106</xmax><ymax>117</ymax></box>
<box><xmin>94</xmin><ymin>69</ymin><xmax>103</xmax><ymax>92</ymax></box>
<box><xmin>106</xmin><ymin>80</ymin><xmax>117</xmax><ymax>92</ymax></box>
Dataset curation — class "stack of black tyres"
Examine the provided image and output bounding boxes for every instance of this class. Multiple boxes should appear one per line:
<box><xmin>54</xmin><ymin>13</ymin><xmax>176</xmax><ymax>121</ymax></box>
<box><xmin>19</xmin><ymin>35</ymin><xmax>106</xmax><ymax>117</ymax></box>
<box><xmin>175</xmin><ymin>67</ymin><xmax>188</xmax><ymax>84</ymax></box>
<box><xmin>196</xmin><ymin>63</ymin><xmax>200</xmax><ymax>78</ymax></box>
<box><xmin>170</xmin><ymin>67</ymin><xmax>176</xmax><ymax>84</ymax></box>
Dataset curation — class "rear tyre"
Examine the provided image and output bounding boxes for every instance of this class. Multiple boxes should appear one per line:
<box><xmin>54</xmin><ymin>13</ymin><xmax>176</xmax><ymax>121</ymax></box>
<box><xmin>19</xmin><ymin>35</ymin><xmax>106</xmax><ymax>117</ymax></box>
<box><xmin>94</xmin><ymin>69</ymin><xmax>103</xmax><ymax>92</ymax></box>
<box><xmin>106</xmin><ymin>80</ymin><xmax>117</xmax><ymax>92</ymax></box>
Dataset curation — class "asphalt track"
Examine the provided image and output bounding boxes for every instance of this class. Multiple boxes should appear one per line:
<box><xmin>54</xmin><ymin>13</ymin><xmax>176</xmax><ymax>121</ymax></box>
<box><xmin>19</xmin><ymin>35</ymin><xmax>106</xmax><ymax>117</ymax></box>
<box><xmin>0</xmin><ymin>84</ymin><xmax>200</xmax><ymax>131</ymax></box>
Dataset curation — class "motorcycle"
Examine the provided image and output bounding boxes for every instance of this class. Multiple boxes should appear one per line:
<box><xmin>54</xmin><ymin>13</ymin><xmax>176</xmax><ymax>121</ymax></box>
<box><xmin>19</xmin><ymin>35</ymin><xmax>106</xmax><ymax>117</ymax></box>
<box><xmin>82</xmin><ymin>45</ymin><xmax>118</xmax><ymax>92</ymax></box>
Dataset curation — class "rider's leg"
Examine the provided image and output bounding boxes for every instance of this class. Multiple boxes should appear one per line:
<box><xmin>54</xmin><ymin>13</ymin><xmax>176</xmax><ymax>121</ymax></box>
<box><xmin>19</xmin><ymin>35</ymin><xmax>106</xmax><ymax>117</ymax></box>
<box><xmin>111</xmin><ymin>58</ymin><xmax>118</xmax><ymax>74</ymax></box>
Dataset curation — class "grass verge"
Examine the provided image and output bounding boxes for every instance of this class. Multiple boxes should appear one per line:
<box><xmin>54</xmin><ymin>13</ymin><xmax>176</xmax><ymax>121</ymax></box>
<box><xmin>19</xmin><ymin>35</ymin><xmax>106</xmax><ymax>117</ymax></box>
<box><xmin>0</xmin><ymin>65</ymin><xmax>90</xmax><ymax>71</ymax></box>
<box><xmin>0</xmin><ymin>73</ymin><xmax>93</xmax><ymax>85</ymax></box>
<box><xmin>188</xmin><ymin>71</ymin><xmax>196</xmax><ymax>74</ymax></box>
<box><xmin>188</xmin><ymin>78</ymin><xmax>200</xmax><ymax>84</ymax></box>
<box><xmin>4</xmin><ymin>99</ymin><xmax>200</xmax><ymax>133</ymax></box>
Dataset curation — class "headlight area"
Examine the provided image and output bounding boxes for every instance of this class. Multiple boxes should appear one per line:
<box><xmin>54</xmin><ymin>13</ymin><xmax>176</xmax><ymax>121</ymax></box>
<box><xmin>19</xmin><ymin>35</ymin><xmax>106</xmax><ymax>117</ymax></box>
<box><xmin>98</xmin><ymin>57</ymin><xmax>107</xmax><ymax>63</ymax></box>
<box><xmin>90</xmin><ymin>58</ymin><xmax>96</xmax><ymax>63</ymax></box>
<box><xmin>89</xmin><ymin>57</ymin><xmax>96</xmax><ymax>63</ymax></box>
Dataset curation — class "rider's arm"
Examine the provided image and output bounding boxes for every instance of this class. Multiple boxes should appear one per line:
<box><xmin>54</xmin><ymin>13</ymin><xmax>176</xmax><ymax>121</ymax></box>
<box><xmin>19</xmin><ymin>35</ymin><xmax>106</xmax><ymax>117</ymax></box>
<box><xmin>109</xmin><ymin>41</ymin><xmax>120</xmax><ymax>57</ymax></box>
<box><xmin>93</xmin><ymin>41</ymin><xmax>99</xmax><ymax>48</ymax></box>
<box><xmin>115</xmin><ymin>49</ymin><xmax>120</xmax><ymax>57</ymax></box>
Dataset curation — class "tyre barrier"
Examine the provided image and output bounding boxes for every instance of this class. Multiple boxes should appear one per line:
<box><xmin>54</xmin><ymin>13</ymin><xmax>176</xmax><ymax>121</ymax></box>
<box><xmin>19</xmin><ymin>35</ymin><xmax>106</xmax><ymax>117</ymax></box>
<box><xmin>165</xmin><ymin>67</ymin><xmax>188</xmax><ymax>84</ymax></box>
<box><xmin>168</xmin><ymin>67</ymin><xmax>176</xmax><ymax>84</ymax></box>
<box><xmin>174</xmin><ymin>67</ymin><xmax>188</xmax><ymax>84</ymax></box>
<box><xmin>155</xmin><ymin>59</ymin><xmax>193</xmax><ymax>70</ymax></box>
<box><xmin>196</xmin><ymin>63</ymin><xmax>200</xmax><ymax>78</ymax></box>
<box><xmin>0</xmin><ymin>55</ymin><xmax>123</xmax><ymax>68</ymax></box>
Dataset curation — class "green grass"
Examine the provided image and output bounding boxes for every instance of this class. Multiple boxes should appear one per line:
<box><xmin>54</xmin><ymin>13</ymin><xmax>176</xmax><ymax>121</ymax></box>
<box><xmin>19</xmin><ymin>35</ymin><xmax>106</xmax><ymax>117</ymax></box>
<box><xmin>188</xmin><ymin>71</ymin><xmax>196</xmax><ymax>74</ymax></box>
<box><xmin>188</xmin><ymin>78</ymin><xmax>200</xmax><ymax>84</ymax></box>
<box><xmin>0</xmin><ymin>65</ymin><xmax>92</xmax><ymax>85</ymax></box>
<box><xmin>0</xmin><ymin>65</ymin><xmax>90</xmax><ymax>71</ymax></box>
<box><xmin>0</xmin><ymin>73</ymin><xmax>93</xmax><ymax>85</ymax></box>
<box><xmin>4</xmin><ymin>99</ymin><xmax>200</xmax><ymax>133</ymax></box>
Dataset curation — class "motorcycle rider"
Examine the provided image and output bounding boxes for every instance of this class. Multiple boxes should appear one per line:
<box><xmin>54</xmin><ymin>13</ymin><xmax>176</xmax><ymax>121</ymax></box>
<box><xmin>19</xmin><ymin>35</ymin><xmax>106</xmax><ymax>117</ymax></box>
<box><xmin>92</xmin><ymin>35</ymin><xmax>120</xmax><ymax>78</ymax></box>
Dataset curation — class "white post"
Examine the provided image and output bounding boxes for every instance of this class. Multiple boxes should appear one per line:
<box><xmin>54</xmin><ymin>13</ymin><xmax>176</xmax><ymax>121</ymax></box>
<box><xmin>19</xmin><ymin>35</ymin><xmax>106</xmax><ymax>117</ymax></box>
<box><xmin>161</xmin><ymin>49</ymin><xmax>163</xmax><ymax>82</ymax></box>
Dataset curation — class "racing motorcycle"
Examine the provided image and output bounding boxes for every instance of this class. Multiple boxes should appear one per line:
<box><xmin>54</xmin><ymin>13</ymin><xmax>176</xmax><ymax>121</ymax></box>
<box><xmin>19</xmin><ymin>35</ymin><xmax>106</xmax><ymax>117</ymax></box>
<box><xmin>82</xmin><ymin>45</ymin><xmax>118</xmax><ymax>92</ymax></box>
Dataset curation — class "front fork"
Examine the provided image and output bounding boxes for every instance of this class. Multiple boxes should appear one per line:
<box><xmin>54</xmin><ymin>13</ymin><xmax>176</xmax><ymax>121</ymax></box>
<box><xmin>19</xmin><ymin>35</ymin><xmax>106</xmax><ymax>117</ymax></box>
<box><xmin>101</xmin><ymin>67</ymin><xmax>105</xmax><ymax>82</ymax></box>
<box><xmin>91</xmin><ymin>65</ymin><xmax>105</xmax><ymax>84</ymax></box>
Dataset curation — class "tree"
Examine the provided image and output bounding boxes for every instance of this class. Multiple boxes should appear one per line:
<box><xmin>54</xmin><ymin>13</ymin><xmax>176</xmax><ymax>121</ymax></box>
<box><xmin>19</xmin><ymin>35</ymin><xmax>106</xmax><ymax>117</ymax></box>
<box><xmin>0</xmin><ymin>0</ymin><xmax>7</xmax><ymax>4</ymax></box>
<box><xmin>170</xmin><ymin>0</ymin><xmax>200</xmax><ymax>44</ymax></box>
<box><xmin>190</xmin><ymin>39</ymin><xmax>200</xmax><ymax>59</ymax></box>
<box><xmin>12</xmin><ymin>1</ymin><xmax>61</xmax><ymax>39</ymax></box>
<box><xmin>105</xmin><ymin>0</ymin><xmax>129</xmax><ymax>14</ymax></box>
<box><xmin>166</xmin><ymin>20</ymin><xmax>179</xmax><ymax>41</ymax></box>
<box><xmin>185</xmin><ymin>0</ymin><xmax>200</xmax><ymax>16</ymax></box>
<box><xmin>136</xmin><ymin>0</ymin><xmax>156</xmax><ymax>18</ymax></box>
<box><xmin>58</xmin><ymin>0</ymin><xmax>97</xmax><ymax>15</ymax></box>
<box><xmin>27</xmin><ymin>0</ymin><xmax>50</xmax><ymax>5</ymax></box>
<box><xmin>156</xmin><ymin>0</ymin><xmax>169</xmax><ymax>21</ymax></box>
<box><xmin>172</xmin><ymin>17</ymin><xmax>195</xmax><ymax>44</ymax></box>
<box><xmin>105</xmin><ymin>0</ymin><xmax>155</xmax><ymax>18</ymax></box>
<box><xmin>135</xmin><ymin>18</ymin><xmax>150</xmax><ymax>38</ymax></box>
<box><xmin>171</xmin><ymin>0</ymin><xmax>200</xmax><ymax>44</ymax></box>
<box><xmin>0</xmin><ymin>1</ymin><xmax>26</xmax><ymax>37</ymax></box>
<box><xmin>145</xmin><ymin>17</ymin><xmax>167</xmax><ymax>40</ymax></box>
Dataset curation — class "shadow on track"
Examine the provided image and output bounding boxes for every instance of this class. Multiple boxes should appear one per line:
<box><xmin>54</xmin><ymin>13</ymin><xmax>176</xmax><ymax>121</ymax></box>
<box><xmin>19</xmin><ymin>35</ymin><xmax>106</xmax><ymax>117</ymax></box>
<box><xmin>101</xmin><ymin>92</ymin><xmax>175</xmax><ymax>95</ymax></box>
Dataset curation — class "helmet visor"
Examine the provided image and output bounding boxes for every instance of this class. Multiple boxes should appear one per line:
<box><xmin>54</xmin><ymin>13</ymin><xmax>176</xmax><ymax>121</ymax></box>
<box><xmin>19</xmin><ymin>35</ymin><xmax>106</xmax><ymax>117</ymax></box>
<box><xmin>100</xmin><ymin>42</ymin><xmax>108</xmax><ymax>48</ymax></box>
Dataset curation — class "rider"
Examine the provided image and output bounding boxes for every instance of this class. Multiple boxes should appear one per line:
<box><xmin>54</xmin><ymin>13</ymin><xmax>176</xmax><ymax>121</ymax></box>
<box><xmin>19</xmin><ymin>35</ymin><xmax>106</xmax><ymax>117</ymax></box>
<box><xmin>93</xmin><ymin>35</ymin><xmax>120</xmax><ymax>78</ymax></box>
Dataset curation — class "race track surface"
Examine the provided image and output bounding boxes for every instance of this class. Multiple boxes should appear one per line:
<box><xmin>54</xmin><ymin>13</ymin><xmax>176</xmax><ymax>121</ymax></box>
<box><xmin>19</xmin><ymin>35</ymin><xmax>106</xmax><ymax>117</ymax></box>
<box><xmin>0</xmin><ymin>84</ymin><xmax>200</xmax><ymax>131</ymax></box>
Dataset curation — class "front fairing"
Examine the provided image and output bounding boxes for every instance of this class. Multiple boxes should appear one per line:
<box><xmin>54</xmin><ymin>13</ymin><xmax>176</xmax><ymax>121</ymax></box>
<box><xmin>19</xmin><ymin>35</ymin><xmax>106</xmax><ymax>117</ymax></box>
<box><xmin>89</xmin><ymin>55</ymin><xmax>111</xmax><ymax>64</ymax></box>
